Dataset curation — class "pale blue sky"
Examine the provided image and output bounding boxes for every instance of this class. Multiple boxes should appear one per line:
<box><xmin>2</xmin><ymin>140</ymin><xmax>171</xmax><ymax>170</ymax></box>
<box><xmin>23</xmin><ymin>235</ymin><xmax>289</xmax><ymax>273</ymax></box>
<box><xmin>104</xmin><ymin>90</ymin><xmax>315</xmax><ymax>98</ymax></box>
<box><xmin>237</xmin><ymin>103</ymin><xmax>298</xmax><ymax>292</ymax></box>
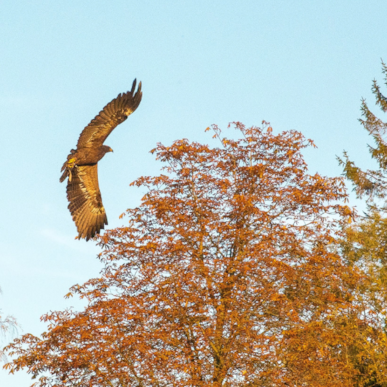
<box><xmin>1</xmin><ymin>1</ymin><xmax>387</xmax><ymax>385</ymax></box>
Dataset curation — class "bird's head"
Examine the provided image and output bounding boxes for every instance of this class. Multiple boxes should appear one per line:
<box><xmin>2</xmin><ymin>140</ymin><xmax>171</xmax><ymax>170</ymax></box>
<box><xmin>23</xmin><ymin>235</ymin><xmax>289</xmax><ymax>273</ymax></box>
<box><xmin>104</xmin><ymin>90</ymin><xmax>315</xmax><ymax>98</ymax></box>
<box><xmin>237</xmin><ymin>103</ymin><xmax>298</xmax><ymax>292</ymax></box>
<box><xmin>102</xmin><ymin>145</ymin><xmax>114</xmax><ymax>154</ymax></box>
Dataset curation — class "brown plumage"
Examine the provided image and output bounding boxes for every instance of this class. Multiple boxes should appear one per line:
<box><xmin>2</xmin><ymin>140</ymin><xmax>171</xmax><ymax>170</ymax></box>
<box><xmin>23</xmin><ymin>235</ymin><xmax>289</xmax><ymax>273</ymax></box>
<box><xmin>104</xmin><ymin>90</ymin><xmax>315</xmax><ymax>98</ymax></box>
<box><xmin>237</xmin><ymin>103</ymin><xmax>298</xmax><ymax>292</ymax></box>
<box><xmin>60</xmin><ymin>79</ymin><xmax>142</xmax><ymax>241</ymax></box>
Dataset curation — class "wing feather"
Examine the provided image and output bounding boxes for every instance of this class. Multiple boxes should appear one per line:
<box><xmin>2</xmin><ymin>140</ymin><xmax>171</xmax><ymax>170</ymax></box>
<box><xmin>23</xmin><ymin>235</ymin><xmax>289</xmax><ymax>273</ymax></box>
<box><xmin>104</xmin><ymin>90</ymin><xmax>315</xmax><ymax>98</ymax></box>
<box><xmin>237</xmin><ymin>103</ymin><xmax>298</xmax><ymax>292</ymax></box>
<box><xmin>76</xmin><ymin>208</ymin><xmax>89</xmax><ymax>232</ymax></box>
<box><xmin>66</xmin><ymin>165</ymin><xmax>108</xmax><ymax>240</ymax></box>
<box><xmin>76</xmin><ymin>79</ymin><xmax>142</xmax><ymax>149</ymax></box>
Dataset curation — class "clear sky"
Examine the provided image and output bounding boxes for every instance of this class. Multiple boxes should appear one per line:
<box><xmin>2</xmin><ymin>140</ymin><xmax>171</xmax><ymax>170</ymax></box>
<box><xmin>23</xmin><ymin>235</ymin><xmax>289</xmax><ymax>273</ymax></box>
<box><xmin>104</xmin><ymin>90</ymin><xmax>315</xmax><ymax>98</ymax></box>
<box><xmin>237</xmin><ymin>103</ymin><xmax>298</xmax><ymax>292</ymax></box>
<box><xmin>1</xmin><ymin>1</ymin><xmax>387</xmax><ymax>385</ymax></box>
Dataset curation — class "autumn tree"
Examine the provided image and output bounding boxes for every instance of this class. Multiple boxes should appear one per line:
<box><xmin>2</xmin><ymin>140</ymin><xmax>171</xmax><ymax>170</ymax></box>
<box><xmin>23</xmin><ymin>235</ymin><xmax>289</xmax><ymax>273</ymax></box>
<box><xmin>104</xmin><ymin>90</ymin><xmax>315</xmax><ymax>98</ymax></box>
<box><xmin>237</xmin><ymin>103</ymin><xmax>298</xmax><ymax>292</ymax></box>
<box><xmin>5</xmin><ymin>123</ymin><xmax>362</xmax><ymax>386</ymax></box>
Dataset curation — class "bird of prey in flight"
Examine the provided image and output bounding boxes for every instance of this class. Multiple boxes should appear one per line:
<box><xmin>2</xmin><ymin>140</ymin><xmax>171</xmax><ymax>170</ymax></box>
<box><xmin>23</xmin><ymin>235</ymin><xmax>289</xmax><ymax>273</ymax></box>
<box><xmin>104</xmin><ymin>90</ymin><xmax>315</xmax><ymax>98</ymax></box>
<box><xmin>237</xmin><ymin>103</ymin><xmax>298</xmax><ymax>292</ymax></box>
<box><xmin>60</xmin><ymin>79</ymin><xmax>142</xmax><ymax>241</ymax></box>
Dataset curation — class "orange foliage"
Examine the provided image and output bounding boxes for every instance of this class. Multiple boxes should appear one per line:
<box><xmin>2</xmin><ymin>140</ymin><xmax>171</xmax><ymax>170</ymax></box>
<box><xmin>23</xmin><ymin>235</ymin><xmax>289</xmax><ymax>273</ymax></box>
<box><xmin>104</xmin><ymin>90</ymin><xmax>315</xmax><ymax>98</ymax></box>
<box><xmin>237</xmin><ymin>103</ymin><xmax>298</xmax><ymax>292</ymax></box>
<box><xmin>4</xmin><ymin>123</ymin><xmax>363</xmax><ymax>386</ymax></box>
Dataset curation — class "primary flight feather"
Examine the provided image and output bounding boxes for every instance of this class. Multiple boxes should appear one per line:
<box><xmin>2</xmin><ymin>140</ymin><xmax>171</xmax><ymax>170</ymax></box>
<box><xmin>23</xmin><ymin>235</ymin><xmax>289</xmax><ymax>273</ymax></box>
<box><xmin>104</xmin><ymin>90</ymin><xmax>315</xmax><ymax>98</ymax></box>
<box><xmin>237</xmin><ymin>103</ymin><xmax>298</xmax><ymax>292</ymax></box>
<box><xmin>60</xmin><ymin>79</ymin><xmax>142</xmax><ymax>241</ymax></box>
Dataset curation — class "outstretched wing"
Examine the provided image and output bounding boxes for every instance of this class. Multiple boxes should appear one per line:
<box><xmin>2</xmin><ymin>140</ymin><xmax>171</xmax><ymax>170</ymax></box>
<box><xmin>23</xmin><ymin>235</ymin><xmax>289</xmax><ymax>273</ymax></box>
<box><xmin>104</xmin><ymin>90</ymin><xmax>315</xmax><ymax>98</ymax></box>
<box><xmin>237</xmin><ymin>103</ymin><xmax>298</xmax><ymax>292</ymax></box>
<box><xmin>66</xmin><ymin>165</ymin><xmax>108</xmax><ymax>241</ymax></box>
<box><xmin>77</xmin><ymin>79</ymin><xmax>142</xmax><ymax>149</ymax></box>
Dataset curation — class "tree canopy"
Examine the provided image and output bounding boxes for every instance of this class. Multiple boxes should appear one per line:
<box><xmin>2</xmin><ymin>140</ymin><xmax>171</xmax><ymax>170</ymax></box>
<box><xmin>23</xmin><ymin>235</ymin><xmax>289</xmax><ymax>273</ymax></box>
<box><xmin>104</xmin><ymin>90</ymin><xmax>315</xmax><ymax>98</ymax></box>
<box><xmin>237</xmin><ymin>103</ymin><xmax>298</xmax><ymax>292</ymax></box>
<box><xmin>341</xmin><ymin>210</ymin><xmax>387</xmax><ymax>387</ymax></box>
<box><xmin>5</xmin><ymin>123</ymin><xmax>364</xmax><ymax>386</ymax></box>
<box><xmin>338</xmin><ymin>62</ymin><xmax>387</xmax><ymax>206</ymax></box>
<box><xmin>336</xmin><ymin>64</ymin><xmax>387</xmax><ymax>387</ymax></box>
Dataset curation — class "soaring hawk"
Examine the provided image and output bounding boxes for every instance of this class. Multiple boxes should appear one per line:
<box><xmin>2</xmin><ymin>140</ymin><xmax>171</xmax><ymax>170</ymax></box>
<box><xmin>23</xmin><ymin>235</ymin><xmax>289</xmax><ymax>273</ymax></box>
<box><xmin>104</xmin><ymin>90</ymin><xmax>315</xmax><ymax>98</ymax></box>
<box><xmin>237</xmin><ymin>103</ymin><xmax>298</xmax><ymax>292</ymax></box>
<box><xmin>60</xmin><ymin>79</ymin><xmax>142</xmax><ymax>240</ymax></box>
